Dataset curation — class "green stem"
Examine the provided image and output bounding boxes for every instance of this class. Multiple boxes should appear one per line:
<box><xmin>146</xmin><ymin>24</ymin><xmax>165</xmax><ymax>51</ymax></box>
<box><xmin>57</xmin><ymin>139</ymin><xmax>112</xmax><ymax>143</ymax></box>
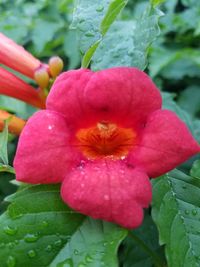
<box><xmin>128</xmin><ymin>231</ymin><xmax>164</xmax><ymax>267</ymax></box>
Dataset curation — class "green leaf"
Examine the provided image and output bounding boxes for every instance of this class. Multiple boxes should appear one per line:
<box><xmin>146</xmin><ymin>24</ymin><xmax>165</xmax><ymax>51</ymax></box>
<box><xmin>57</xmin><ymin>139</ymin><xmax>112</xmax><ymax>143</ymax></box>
<box><xmin>150</xmin><ymin>0</ymin><xmax>166</xmax><ymax>7</ymax></box>
<box><xmin>0</xmin><ymin>120</ymin><xmax>8</xmax><ymax>165</ymax></box>
<box><xmin>190</xmin><ymin>160</ymin><xmax>200</xmax><ymax>179</ymax></box>
<box><xmin>32</xmin><ymin>19</ymin><xmax>62</xmax><ymax>53</ymax></box>
<box><xmin>149</xmin><ymin>47</ymin><xmax>200</xmax><ymax>79</ymax></box>
<box><xmin>71</xmin><ymin>0</ymin><xmax>128</xmax><ymax>68</ymax></box>
<box><xmin>120</xmin><ymin>212</ymin><xmax>165</xmax><ymax>267</ymax></box>
<box><xmin>50</xmin><ymin>218</ymin><xmax>127</xmax><ymax>267</ymax></box>
<box><xmin>178</xmin><ymin>86</ymin><xmax>200</xmax><ymax>117</ymax></box>
<box><xmin>0</xmin><ymin>163</ymin><xmax>15</xmax><ymax>174</ymax></box>
<box><xmin>0</xmin><ymin>95</ymin><xmax>36</xmax><ymax>119</ymax></box>
<box><xmin>91</xmin><ymin>6</ymin><xmax>162</xmax><ymax>71</ymax></box>
<box><xmin>64</xmin><ymin>30</ymin><xmax>80</xmax><ymax>69</ymax></box>
<box><xmin>152</xmin><ymin>169</ymin><xmax>200</xmax><ymax>267</ymax></box>
<box><xmin>0</xmin><ymin>184</ymin><xmax>127</xmax><ymax>267</ymax></box>
<box><xmin>100</xmin><ymin>0</ymin><xmax>128</xmax><ymax>35</ymax></box>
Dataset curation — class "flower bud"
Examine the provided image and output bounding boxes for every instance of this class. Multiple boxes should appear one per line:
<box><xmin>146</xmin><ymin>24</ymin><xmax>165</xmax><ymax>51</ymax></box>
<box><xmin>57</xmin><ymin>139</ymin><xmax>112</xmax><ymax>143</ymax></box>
<box><xmin>49</xmin><ymin>56</ymin><xmax>64</xmax><ymax>78</ymax></box>
<box><xmin>0</xmin><ymin>110</ymin><xmax>26</xmax><ymax>135</ymax></box>
<box><xmin>34</xmin><ymin>67</ymin><xmax>50</xmax><ymax>89</ymax></box>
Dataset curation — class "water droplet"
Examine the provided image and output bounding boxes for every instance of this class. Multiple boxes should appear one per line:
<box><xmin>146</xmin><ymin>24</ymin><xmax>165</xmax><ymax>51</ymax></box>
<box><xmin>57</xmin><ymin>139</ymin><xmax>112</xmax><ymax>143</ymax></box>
<box><xmin>114</xmin><ymin>54</ymin><xmax>120</xmax><ymax>59</ymax></box>
<box><xmin>74</xmin><ymin>249</ymin><xmax>79</xmax><ymax>255</ymax></box>
<box><xmin>104</xmin><ymin>194</ymin><xmax>109</xmax><ymax>200</ymax></box>
<box><xmin>78</xmin><ymin>263</ymin><xmax>86</xmax><ymax>267</ymax></box>
<box><xmin>79</xmin><ymin>18</ymin><xmax>85</xmax><ymax>23</ymax></box>
<box><xmin>24</xmin><ymin>233</ymin><xmax>39</xmax><ymax>243</ymax></box>
<box><xmin>54</xmin><ymin>239</ymin><xmax>62</xmax><ymax>247</ymax></box>
<box><xmin>96</xmin><ymin>5</ymin><xmax>104</xmax><ymax>12</ymax></box>
<box><xmin>95</xmin><ymin>57</ymin><xmax>102</xmax><ymax>63</ymax></box>
<box><xmin>85</xmin><ymin>255</ymin><xmax>93</xmax><ymax>263</ymax></box>
<box><xmin>27</xmin><ymin>249</ymin><xmax>36</xmax><ymax>258</ymax></box>
<box><xmin>110</xmin><ymin>241</ymin><xmax>114</xmax><ymax>245</ymax></box>
<box><xmin>185</xmin><ymin>210</ymin><xmax>189</xmax><ymax>215</ymax></box>
<box><xmin>4</xmin><ymin>226</ymin><xmax>17</xmax><ymax>236</ymax></box>
<box><xmin>85</xmin><ymin>31</ymin><xmax>95</xmax><ymax>37</ymax></box>
<box><xmin>103</xmin><ymin>242</ymin><xmax>107</xmax><ymax>246</ymax></box>
<box><xmin>57</xmin><ymin>258</ymin><xmax>73</xmax><ymax>267</ymax></box>
<box><xmin>192</xmin><ymin>209</ymin><xmax>197</xmax><ymax>215</ymax></box>
<box><xmin>127</xmin><ymin>50</ymin><xmax>134</xmax><ymax>56</ymax></box>
<box><xmin>48</xmin><ymin>125</ymin><xmax>53</xmax><ymax>130</ymax></box>
<box><xmin>45</xmin><ymin>245</ymin><xmax>52</xmax><ymax>252</ymax></box>
<box><xmin>6</xmin><ymin>255</ymin><xmax>16</xmax><ymax>267</ymax></box>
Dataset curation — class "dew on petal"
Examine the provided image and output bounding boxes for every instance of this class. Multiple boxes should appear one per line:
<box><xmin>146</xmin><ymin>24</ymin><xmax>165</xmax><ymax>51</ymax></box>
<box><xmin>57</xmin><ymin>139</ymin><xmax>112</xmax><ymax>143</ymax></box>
<box><xmin>104</xmin><ymin>194</ymin><xmax>110</xmax><ymax>200</ymax></box>
<box><xmin>48</xmin><ymin>125</ymin><xmax>53</xmax><ymax>130</ymax></box>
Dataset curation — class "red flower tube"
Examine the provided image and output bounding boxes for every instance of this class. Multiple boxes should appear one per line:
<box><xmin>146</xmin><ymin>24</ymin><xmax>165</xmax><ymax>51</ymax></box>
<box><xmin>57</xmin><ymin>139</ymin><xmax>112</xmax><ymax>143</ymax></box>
<box><xmin>14</xmin><ymin>67</ymin><xmax>200</xmax><ymax>228</ymax></box>
<box><xmin>0</xmin><ymin>67</ymin><xmax>45</xmax><ymax>109</ymax></box>
<box><xmin>0</xmin><ymin>33</ymin><xmax>47</xmax><ymax>79</ymax></box>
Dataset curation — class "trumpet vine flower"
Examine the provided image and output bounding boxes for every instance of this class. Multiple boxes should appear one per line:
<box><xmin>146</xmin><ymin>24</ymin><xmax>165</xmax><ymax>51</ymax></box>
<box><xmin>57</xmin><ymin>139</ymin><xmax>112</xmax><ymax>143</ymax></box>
<box><xmin>14</xmin><ymin>67</ymin><xmax>200</xmax><ymax>228</ymax></box>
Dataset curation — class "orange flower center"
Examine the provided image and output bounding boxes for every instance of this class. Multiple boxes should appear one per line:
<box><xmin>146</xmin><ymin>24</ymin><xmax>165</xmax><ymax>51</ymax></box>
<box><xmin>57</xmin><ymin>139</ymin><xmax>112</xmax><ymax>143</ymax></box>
<box><xmin>76</xmin><ymin>122</ymin><xmax>136</xmax><ymax>159</ymax></box>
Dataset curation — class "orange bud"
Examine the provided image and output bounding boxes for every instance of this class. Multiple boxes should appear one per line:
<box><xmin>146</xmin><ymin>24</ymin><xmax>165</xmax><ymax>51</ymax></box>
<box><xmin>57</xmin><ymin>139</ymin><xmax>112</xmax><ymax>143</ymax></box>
<box><xmin>34</xmin><ymin>67</ymin><xmax>50</xmax><ymax>89</ymax></box>
<box><xmin>49</xmin><ymin>56</ymin><xmax>64</xmax><ymax>78</ymax></box>
<box><xmin>0</xmin><ymin>110</ymin><xmax>26</xmax><ymax>135</ymax></box>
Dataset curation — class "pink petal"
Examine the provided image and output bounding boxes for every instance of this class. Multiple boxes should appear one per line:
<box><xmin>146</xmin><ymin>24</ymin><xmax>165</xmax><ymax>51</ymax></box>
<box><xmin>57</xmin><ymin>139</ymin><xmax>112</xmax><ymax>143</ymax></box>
<box><xmin>47</xmin><ymin>67</ymin><xmax>162</xmax><ymax>129</ymax></box>
<box><xmin>46</xmin><ymin>69</ymin><xmax>93</xmax><ymax>130</ymax></box>
<box><xmin>14</xmin><ymin>110</ymin><xmax>80</xmax><ymax>184</ymax></box>
<box><xmin>128</xmin><ymin>110</ymin><xmax>200</xmax><ymax>178</ymax></box>
<box><xmin>61</xmin><ymin>160</ymin><xmax>152</xmax><ymax>229</ymax></box>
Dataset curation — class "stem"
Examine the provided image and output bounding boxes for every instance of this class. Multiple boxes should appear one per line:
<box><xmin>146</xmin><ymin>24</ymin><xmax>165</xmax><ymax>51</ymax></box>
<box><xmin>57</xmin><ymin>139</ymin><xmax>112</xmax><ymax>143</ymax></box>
<box><xmin>128</xmin><ymin>231</ymin><xmax>164</xmax><ymax>267</ymax></box>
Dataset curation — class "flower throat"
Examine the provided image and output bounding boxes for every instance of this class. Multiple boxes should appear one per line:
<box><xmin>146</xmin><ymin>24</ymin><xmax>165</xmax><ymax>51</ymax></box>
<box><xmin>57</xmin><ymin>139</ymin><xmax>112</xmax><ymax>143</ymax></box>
<box><xmin>76</xmin><ymin>122</ymin><xmax>136</xmax><ymax>159</ymax></box>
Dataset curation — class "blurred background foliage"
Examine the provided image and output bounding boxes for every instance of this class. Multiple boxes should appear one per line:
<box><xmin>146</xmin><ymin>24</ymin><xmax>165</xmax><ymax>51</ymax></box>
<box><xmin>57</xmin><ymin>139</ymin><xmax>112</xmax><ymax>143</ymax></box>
<box><xmin>0</xmin><ymin>0</ymin><xmax>200</xmax><ymax>212</ymax></box>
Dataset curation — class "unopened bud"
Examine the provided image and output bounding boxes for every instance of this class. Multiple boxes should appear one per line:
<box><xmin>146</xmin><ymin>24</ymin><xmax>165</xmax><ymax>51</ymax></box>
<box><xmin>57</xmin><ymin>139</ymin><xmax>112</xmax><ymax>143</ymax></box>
<box><xmin>34</xmin><ymin>66</ymin><xmax>49</xmax><ymax>89</ymax></box>
<box><xmin>49</xmin><ymin>56</ymin><xmax>64</xmax><ymax>78</ymax></box>
<box><xmin>0</xmin><ymin>110</ymin><xmax>26</xmax><ymax>135</ymax></box>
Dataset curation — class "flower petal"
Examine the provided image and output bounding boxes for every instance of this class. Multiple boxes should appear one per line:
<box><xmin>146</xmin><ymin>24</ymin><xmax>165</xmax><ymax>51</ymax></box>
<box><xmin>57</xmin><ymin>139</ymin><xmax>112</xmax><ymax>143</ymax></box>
<box><xmin>128</xmin><ymin>110</ymin><xmax>200</xmax><ymax>178</ymax></box>
<box><xmin>47</xmin><ymin>67</ymin><xmax>162</xmax><ymax>129</ymax></box>
<box><xmin>14</xmin><ymin>110</ymin><xmax>80</xmax><ymax>184</ymax></box>
<box><xmin>61</xmin><ymin>160</ymin><xmax>152</xmax><ymax>229</ymax></box>
<box><xmin>47</xmin><ymin>69</ymin><xmax>93</xmax><ymax>130</ymax></box>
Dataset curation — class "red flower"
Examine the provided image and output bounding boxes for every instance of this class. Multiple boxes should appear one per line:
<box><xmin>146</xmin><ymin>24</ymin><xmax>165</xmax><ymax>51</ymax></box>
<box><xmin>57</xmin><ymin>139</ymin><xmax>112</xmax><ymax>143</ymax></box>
<box><xmin>0</xmin><ymin>67</ymin><xmax>45</xmax><ymax>109</ymax></box>
<box><xmin>14</xmin><ymin>67</ymin><xmax>200</xmax><ymax>228</ymax></box>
